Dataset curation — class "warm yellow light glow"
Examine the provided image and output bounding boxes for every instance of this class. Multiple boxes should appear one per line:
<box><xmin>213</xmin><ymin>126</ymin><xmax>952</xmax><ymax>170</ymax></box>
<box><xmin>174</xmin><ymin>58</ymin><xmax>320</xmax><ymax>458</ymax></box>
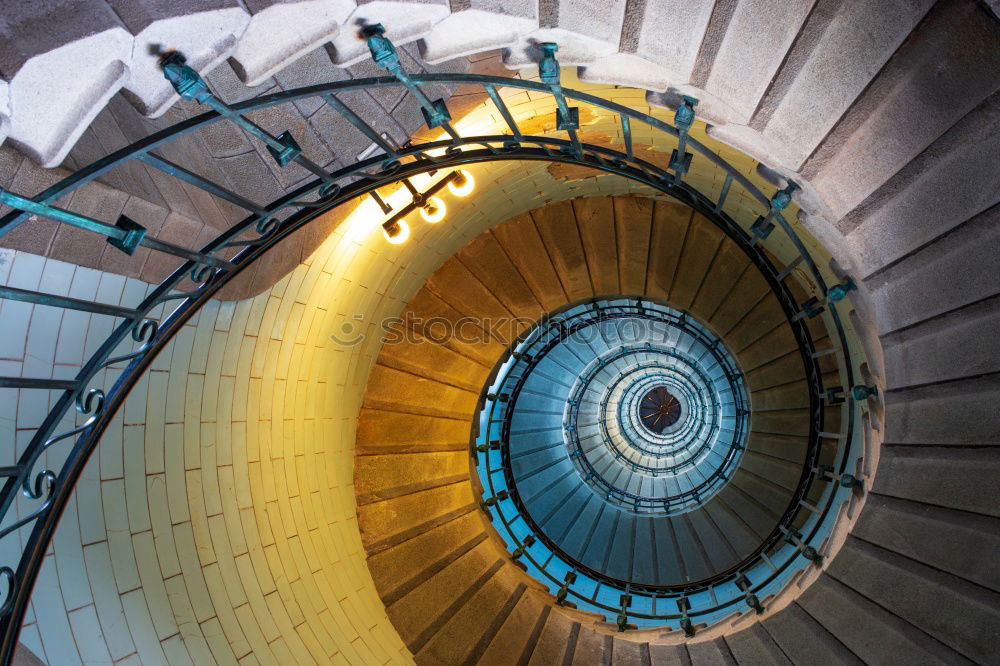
<box><xmin>420</xmin><ymin>197</ymin><xmax>446</xmax><ymax>223</ymax></box>
<box><xmin>383</xmin><ymin>220</ymin><xmax>410</xmax><ymax>244</ymax></box>
<box><xmin>448</xmin><ymin>170</ymin><xmax>475</xmax><ymax>197</ymax></box>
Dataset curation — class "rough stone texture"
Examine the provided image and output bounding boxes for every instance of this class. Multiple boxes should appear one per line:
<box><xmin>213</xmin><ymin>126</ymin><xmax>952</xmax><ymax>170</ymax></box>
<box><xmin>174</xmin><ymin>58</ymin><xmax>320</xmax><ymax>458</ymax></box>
<box><xmin>803</xmin><ymin>0</ymin><xmax>1000</xmax><ymax>219</ymax></box>
<box><xmin>853</xmin><ymin>494</ymin><xmax>1000</xmax><ymax>593</ymax></box>
<box><xmin>579</xmin><ymin>0</ymin><xmax>715</xmax><ymax>91</ymax></box>
<box><xmin>503</xmin><ymin>0</ymin><xmax>630</xmax><ymax>68</ymax></box>
<box><xmin>748</xmin><ymin>0</ymin><xmax>934</xmax><ymax>170</ymax></box>
<box><xmin>106</xmin><ymin>0</ymin><xmax>251</xmax><ymax>117</ymax></box>
<box><xmin>420</xmin><ymin>1</ymin><xmax>536</xmax><ymax>63</ymax></box>
<box><xmin>797</xmin><ymin>574</ymin><xmax>963</xmax><ymax>664</ymax></box>
<box><xmin>871</xmin><ymin>446</ymin><xmax>1000</xmax><ymax>518</ymax></box>
<box><xmin>762</xmin><ymin>602</ymin><xmax>861</xmax><ymax>664</ymax></box>
<box><xmin>846</xmin><ymin>94</ymin><xmax>1000</xmax><ymax>282</ymax></box>
<box><xmin>880</xmin><ymin>294</ymin><xmax>1000</xmax><ymax>390</ymax></box>
<box><xmin>229</xmin><ymin>0</ymin><xmax>354</xmax><ymax>86</ymax></box>
<box><xmin>696</xmin><ymin>0</ymin><xmax>815</xmax><ymax>125</ymax></box>
<box><xmin>866</xmin><ymin>195</ymin><xmax>999</xmax><ymax>336</ymax></box>
<box><xmin>724</xmin><ymin>623</ymin><xmax>790</xmax><ymax>665</ymax></box>
<box><xmin>0</xmin><ymin>0</ymin><xmax>132</xmax><ymax>166</ymax></box>
<box><xmin>326</xmin><ymin>0</ymin><xmax>451</xmax><ymax>66</ymax></box>
<box><xmin>882</xmin><ymin>374</ymin><xmax>1000</xmax><ymax>447</ymax></box>
<box><xmin>828</xmin><ymin>538</ymin><xmax>1000</xmax><ymax>663</ymax></box>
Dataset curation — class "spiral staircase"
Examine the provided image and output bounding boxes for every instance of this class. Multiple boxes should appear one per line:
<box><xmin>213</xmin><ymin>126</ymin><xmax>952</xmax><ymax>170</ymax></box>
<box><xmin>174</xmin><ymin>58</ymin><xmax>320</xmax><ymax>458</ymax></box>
<box><xmin>0</xmin><ymin>1</ymin><xmax>998</xmax><ymax>664</ymax></box>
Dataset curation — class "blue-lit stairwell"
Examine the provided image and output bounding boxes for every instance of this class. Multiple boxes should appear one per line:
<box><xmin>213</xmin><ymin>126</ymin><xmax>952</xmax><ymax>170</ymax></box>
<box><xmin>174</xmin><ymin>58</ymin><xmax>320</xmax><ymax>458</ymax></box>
<box><xmin>353</xmin><ymin>189</ymin><xmax>865</xmax><ymax>653</ymax></box>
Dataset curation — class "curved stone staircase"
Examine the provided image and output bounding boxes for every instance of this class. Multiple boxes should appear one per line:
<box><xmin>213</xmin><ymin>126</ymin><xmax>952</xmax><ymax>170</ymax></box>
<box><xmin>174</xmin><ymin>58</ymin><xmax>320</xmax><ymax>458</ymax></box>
<box><xmin>354</xmin><ymin>194</ymin><xmax>845</xmax><ymax>661</ymax></box>
<box><xmin>0</xmin><ymin>0</ymin><xmax>998</xmax><ymax>663</ymax></box>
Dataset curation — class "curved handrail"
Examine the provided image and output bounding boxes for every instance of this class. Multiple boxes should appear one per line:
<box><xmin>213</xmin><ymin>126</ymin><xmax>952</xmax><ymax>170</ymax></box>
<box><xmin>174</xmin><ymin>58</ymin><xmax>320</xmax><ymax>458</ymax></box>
<box><xmin>0</xmin><ymin>33</ymin><xmax>865</xmax><ymax>657</ymax></box>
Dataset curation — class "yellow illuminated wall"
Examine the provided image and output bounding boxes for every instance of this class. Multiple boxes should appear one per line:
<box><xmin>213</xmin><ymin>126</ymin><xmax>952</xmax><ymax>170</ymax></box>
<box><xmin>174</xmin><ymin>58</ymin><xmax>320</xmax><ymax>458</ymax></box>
<box><xmin>17</xmin><ymin>71</ymin><xmax>848</xmax><ymax>664</ymax></box>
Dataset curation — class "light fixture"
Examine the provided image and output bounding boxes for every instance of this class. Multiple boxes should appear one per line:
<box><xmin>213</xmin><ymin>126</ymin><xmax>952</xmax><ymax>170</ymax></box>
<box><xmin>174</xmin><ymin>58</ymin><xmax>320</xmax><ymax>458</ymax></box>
<box><xmin>383</xmin><ymin>220</ymin><xmax>409</xmax><ymax>244</ymax></box>
<box><xmin>420</xmin><ymin>196</ymin><xmax>446</xmax><ymax>223</ymax></box>
<box><xmin>447</xmin><ymin>170</ymin><xmax>474</xmax><ymax>196</ymax></box>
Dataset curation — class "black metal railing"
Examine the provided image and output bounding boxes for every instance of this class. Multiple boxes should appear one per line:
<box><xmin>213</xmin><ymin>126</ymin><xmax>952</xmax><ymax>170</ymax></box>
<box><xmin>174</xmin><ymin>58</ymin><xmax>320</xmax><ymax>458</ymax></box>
<box><xmin>0</xmin><ymin>27</ymin><xmax>868</xmax><ymax>656</ymax></box>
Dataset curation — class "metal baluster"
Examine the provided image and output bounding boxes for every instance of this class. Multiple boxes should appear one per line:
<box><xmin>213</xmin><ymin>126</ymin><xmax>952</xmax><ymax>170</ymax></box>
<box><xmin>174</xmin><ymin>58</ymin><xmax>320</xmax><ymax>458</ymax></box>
<box><xmin>537</xmin><ymin>43</ymin><xmax>583</xmax><ymax>159</ymax></box>
<box><xmin>0</xmin><ymin>188</ymin><xmax>234</xmax><ymax>270</ymax></box>
<box><xmin>484</xmin><ymin>86</ymin><xmax>523</xmax><ymax>140</ymax></box>
<box><xmin>321</xmin><ymin>93</ymin><xmax>401</xmax><ymax>158</ymax></box>
<box><xmin>363</xmin><ymin>25</ymin><xmax>460</xmax><ymax>141</ymax></box>
<box><xmin>670</xmin><ymin>96</ymin><xmax>698</xmax><ymax>183</ymax></box>
<box><xmin>137</xmin><ymin>153</ymin><xmax>268</xmax><ymax>215</ymax></box>
<box><xmin>160</xmin><ymin>52</ymin><xmax>340</xmax><ymax>195</ymax></box>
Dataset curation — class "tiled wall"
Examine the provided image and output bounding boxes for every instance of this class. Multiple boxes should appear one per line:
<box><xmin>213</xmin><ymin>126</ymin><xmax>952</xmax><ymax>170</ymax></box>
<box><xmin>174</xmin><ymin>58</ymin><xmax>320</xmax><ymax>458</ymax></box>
<box><xmin>0</xmin><ymin>156</ymin><xmax>659</xmax><ymax>664</ymax></box>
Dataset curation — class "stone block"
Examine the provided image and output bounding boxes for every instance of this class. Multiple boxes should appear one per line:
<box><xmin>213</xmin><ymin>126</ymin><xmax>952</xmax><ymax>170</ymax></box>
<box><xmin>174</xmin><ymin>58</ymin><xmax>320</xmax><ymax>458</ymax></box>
<box><xmin>828</xmin><ymin>538</ymin><xmax>1000</xmax><ymax>662</ymax></box>
<box><xmin>504</xmin><ymin>24</ymin><xmax>621</xmax><ymax>69</ymax></box>
<box><xmin>724</xmin><ymin>623</ymin><xmax>790</xmax><ymax>665</ymax></box>
<box><xmin>881</xmin><ymin>297</ymin><xmax>1000</xmax><ymax>390</ymax></box>
<box><xmin>883</xmin><ymin>374</ymin><xmax>1000</xmax><ymax>446</ymax></box>
<box><xmin>326</xmin><ymin>1</ymin><xmax>451</xmax><ymax>67</ymax></box>
<box><xmin>685</xmin><ymin>638</ymin><xmax>735</xmax><ymax>665</ymax></box>
<box><xmin>699</xmin><ymin>0</ymin><xmax>814</xmax><ymax>125</ymax></box>
<box><xmin>230</xmin><ymin>0</ymin><xmax>355</xmax><ymax>87</ymax></box>
<box><xmin>762</xmin><ymin>602</ymin><xmax>861</xmax><ymax>664</ymax></box>
<box><xmin>872</xmin><ymin>446</ymin><xmax>1000</xmax><ymax>518</ymax></box>
<box><xmin>752</xmin><ymin>0</ymin><xmax>934</xmax><ymax>170</ymax></box>
<box><xmin>844</xmin><ymin>92</ymin><xmax>1000</xmax><ymax>280</ymax></box>
<box><xmin>0</xmin><ymin>1</ymin><xmax>133</xmax><ymax>166</ymax></box>
<box><xmin>106</xmin><ymin>0</ymin><xmax>251</xmax><ymax>117</ymax></box>
<box><xmin>420</xmin><ymin>5</ymin><xmax>535</xmax><ymax>64</ymax></box>
<box><xmin>853</xmin><ymin>494</ymin><xmax>1000</xmax><ymax>593</ymax></box>
<box><xmin>579</xmin><ymin>0</ymin><xmax>714</xmax><ymax>91</ymax></box>
<box><xmin>798</xmin><ymin>573</ymin><xmax>962</xmax><ymax>664</ymax></box>
<box><xmin>804</xmin><ymin>0</ymin><xmax>1000</xmax><ymax>219</ymax></box>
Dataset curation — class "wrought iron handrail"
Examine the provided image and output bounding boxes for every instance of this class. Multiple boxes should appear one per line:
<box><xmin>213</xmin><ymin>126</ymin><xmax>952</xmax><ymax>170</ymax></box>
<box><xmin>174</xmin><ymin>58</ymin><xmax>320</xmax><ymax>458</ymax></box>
<box><xmin>0</xmin><ymin>29</ymin><xmax>866</xmax><ymax>657</ymax></box>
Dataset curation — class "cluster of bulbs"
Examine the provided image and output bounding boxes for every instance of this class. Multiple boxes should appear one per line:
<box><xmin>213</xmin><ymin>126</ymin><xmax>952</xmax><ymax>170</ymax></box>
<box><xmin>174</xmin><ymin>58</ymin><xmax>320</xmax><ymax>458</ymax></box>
<box><xmin>382</xmin><ymin>169</ymin><xmax>475</xmax><ymax>244</ymax></box>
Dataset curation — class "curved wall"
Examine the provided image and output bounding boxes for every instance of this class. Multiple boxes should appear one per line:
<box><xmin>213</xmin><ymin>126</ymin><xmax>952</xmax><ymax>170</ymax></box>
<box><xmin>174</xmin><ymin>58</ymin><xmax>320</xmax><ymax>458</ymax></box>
<box><xmin>0</xmin><ymin>2</ymin><xmax>996</xmax><ymax>661</ymax></box>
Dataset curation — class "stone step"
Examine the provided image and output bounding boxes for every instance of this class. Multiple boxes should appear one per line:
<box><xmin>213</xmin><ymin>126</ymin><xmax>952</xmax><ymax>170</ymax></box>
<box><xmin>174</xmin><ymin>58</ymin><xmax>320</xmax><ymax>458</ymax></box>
<box><xmin>645</xmin><ymin>200</ymin><xmax>695</xmax><ymax>303</ymax></box>
<box><xmin>479</xmin><ymin>590</ymin><xmax>550</xmax><ymax>665</ymax></box>
<box><xmin>415</xmin><ymin>564</ymin><xmax>527</xmax><ymax>665</ymax></box>
<box><xmin>571</xmin><ymin>627</ymin><xmax>612</xmax><ymax>664</ymax></box>
<box><xmin>355</xmin><ymin>450</ymin><xmax>470</xmax><ymax>505</ymax></box>
<box><xmin>710</xmin><ymin>0</ymin><xmax>935</xmax><ymax>172</ymax></box>
<box><xmin>357</xmin><ymin>481</ymin><xmax>477</xmax><ymax>554</ymax></box>
<box><xmin>613</xmin><ymin>196</ymin><xmax>654</xmax><ymax>297</ymax></box>
<box><xmin>882</xmin><ymin>373</ymin><xmax>1000</xmax><ymax>447</ymax></box>
<box><xmin>577</xmin><ymin>0</ymin><xmax>715</xmax><ymax>92</ymax></box>
<box><xmin>797</xmin><ymin>573</ymin><xmax>964</xmax><ymax>664</ymax></box>
<box><xmin>669</xmin><ymin>214</ymin><xmax>725</xmax><ymax>311</ymax></box>
<box><xmin>573</xmin><ymin>196</ymin><xmax>619</xmax><ymax>295</ymax></box>
<box><xmin>532</xmin><ymin>199</ymin><xmax>595</xmax><ymax>302</ymax></box>
<box><xmin>801</xmin><ymin>0</ymin><xmax>1000</xmax><ymax>220</ymax></box>
<box><xmin>0</xmin><ymin>1</ymin><xmax>132</xmax><ymax>167</ymax></box>
<box><xmin>723</xmin><ymin>623</ymin><xmax>791</xmax><ymax>665</ymax></box>
<box><xmin>385</xmin><ymin>538</ymin><xmax>504</xmax><ymax>652</ymax></box>
<box><xmin>491</xmin><ymin>211</ymin><xmax>571</xmax><ymax>312</ymax></box>
<box><xmin>871</xmin><ymin>446</ymin><xmax>1000</xmax><ymax>518</ymax></box>
<box><xmin>108</xmin><ymin>0</ymin><xmax>251</xmax><ymax>118</ymax></box>
<box><xmin>230</xmin><ymin>0</ymin><xmax>354</xmax><ymax>87</ymax></box>
<box><xmin>762</xmin><ymin>602</ymin><xmax>863</xmax><ymax>665</ymax></box>
<box><xmin>852</xmin><ymin>494</ymin><xmax>1000</xmax><ymax>595</ymax></box>
<box><xmin>686</xmin><ymin>637</ymin><xmax>736</xmax><ymax>665</ymax></box>
<box><xmin>527</xmin><ymin>609</ymin><xmax>577</xmax><ymax>665</ymax></box>
<box><xmin>366</xmin><ymin>511</ymin><xmax>487</xmax><ymax>604</ymax></box>
<box><xmin>827</xmin><ymin>537</ymin><xmax>1000</xmax><ymax>663</ymax></box>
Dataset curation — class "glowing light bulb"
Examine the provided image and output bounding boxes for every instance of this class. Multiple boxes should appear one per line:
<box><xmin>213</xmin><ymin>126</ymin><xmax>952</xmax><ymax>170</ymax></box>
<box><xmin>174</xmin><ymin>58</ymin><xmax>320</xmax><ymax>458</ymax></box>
<box><xmin>420</xmin><ymin>196</ymin><xmax>446</xmax><ymax>223</ymax></box>
<box><xmin>383</xmin><ymin>220</ymin><xmax>409</xmax><ymax>244</ymax></box>
<box><xmin>447</xmin><ymin>170</ymin><xmax>475</xmax><ymax>197</ymax></box>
